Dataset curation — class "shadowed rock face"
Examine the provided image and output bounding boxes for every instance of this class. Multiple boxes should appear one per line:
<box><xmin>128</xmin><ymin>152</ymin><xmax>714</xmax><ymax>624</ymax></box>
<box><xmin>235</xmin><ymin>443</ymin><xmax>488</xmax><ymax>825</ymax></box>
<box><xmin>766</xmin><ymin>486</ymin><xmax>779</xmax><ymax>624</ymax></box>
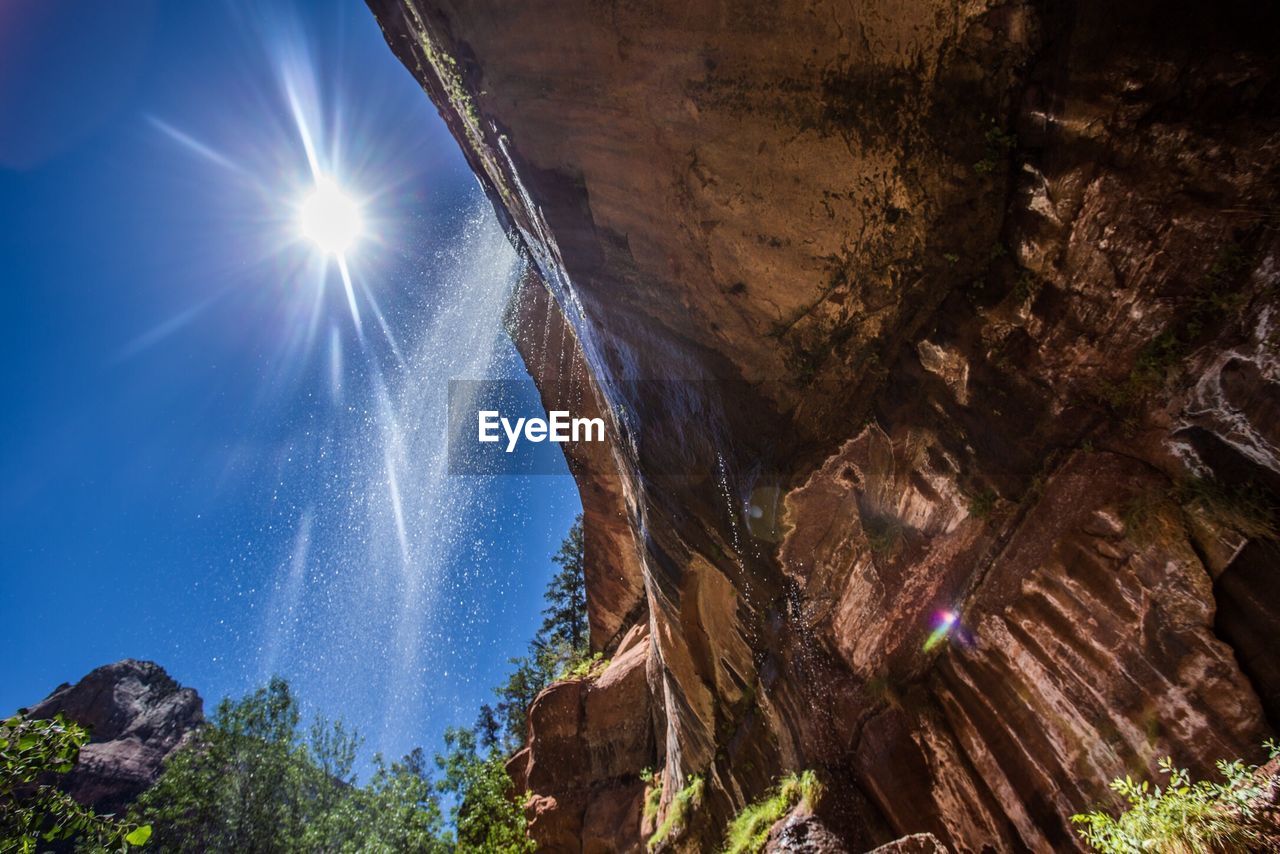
<box><xmin>24</xmin><ymin>660</ymin><xmax>203</xmax><ymax>815</ymax></box>
<box><xmin>368</xmin><ymin>0</ymin><xmax>1280</xmax><ymax>850</ymax></box>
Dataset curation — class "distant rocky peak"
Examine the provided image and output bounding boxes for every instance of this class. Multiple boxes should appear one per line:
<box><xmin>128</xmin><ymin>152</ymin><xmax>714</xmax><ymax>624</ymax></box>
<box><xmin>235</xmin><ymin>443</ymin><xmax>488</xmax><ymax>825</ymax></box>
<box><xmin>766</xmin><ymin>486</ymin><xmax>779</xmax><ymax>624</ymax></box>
<box><xmin>22</xmin><ymin>659</ymin><xmax>204</xmax><ymax>814</ymax></box>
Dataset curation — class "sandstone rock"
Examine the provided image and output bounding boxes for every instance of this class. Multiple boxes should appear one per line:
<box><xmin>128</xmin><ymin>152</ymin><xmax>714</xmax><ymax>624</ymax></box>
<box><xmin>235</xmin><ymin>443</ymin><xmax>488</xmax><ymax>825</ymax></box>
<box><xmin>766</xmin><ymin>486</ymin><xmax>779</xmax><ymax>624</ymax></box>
<box><xmin>765</xmin><ymin>812</ymin><xmax>850</xmax><ymax>853</ymax></box>
<box><xmin>521</xmin><ymin>633</ymin><xmax>656</xmax><ymax>851</ymax></box>
<box><xmin>525</xmin><ymin>792</ymin><xmax>585</xmax><ymax>853</ymax></box>
<box><xmin>369</xmin><ymin>0</ymin><xmax>1280</xmax><ymax>849</ymax></box>
<box><xmin>24</xmin><ymin>659</ymin><xmax>203</xmax><ymax>814</ymax></box>
<box><xmin>582</xmin><ymin>779</ymin><xmax>646</xmax><ymax>854</ymax></box>
<box><xmin>865</xmin><ymin>834</ymin><xmax>949</xmax><ymax>854</ymax></box>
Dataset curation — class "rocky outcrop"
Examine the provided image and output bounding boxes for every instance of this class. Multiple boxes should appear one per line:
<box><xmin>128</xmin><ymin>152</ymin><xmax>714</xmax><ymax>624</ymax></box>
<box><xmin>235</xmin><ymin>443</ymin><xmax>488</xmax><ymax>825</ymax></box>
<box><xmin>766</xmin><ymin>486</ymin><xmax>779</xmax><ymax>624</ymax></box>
<box><xmin>765</xmin><ymin>813</ymin><xmax>853</xmax><ymax>853</ymax></box>
<box><xmin>508</xmin><ymin>624</ymin><xmax>654</xmax><ymax>852</ymax></box>
<box><xmin>865</xmin><ymin>835</ymin><xmax>949</xmax><ymax>854</ymax></box>
<box><xmin>24</xmin><ymin>660</ymin><xmax>203</xmax><ymax>815</ymax></box>
<box><xmin>369</xmin><ymin>0</ymin><xmax>1280</xmax><ymax>850</ymax></box>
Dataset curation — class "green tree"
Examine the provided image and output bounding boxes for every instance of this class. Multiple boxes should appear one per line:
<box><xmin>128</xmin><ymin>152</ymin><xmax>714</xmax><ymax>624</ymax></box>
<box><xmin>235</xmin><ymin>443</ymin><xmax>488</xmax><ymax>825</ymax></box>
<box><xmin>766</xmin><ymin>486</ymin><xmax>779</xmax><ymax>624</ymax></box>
<box><xmin>481</xmin><ymin>517</ymin><xmax>592</xmax><ymax>752</ymax></box>
<box><xmin>300</xmin><ymin>748</ymin><xmax>447</xmax><ymax>854</ymax></box>
<box><xmin>434</xmin><ymin>728</ymin><xmax>533</xmax><ymax>853</ymax></box>
<box><xmin>540</xmin><ymin>514</ymin><xmax>587</xmax><ymax>655</ymax></box>
<box><xmin>0</xmin><ymin>712</ymin><xmax>151</xmax><ymax>853</ymax></box>
<box><xmin>131</xmin><ymin>678</ymin><xmax>448</xmax><ymax>853</ymax></box>
<box><xmin>483</xmin><ymin>648</ymin><xmax>559</xmax><ymax>753</ymax></box>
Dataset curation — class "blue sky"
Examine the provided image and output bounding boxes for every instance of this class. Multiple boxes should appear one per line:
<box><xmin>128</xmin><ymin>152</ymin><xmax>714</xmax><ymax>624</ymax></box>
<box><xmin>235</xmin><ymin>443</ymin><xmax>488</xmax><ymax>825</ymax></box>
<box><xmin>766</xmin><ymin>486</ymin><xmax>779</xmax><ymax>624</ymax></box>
<box><xmin>0</xmin><ymin>0</ymin><xmax>579</xmax><ymax>768</ymax></box>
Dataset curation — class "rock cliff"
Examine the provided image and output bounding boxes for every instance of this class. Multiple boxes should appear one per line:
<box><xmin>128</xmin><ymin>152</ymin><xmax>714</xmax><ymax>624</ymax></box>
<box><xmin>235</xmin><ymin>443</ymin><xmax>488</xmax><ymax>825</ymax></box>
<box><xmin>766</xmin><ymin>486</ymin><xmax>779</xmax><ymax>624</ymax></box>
<box><xmin>24</xmin><ymin>660</ymin><xmax>204</xmax><ymax>815</ymax></box>
<box><xmin>368</xmin><ymin>0</ymin><xmax>1280</xmax><ymax>850</ymax></box>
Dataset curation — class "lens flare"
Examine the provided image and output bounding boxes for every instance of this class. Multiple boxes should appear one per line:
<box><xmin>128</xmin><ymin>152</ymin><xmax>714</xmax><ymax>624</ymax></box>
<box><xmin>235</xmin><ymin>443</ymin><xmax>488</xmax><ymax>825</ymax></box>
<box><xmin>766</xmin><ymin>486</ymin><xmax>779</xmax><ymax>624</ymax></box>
<box><xmin>923</xmin><ymin>608</ymin><xmax>960</xmax><ymax>652</ymax></box>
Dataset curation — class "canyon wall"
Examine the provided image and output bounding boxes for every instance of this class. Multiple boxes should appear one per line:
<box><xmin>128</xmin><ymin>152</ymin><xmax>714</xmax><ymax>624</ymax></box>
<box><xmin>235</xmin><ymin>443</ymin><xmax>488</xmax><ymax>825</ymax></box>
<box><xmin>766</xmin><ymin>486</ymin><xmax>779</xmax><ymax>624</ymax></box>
<box><xmin>369</xmin><ymin>0</ymin><xmax>1280</xmax><ymax>850</ymax></box>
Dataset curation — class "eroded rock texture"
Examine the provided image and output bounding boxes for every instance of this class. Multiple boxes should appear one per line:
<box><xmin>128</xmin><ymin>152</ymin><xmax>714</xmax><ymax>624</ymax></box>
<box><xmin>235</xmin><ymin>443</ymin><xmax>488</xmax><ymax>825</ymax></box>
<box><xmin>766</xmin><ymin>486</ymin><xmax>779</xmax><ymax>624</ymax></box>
<box><xmin>369</xmin><ymin>0</ymin><xmax>1280</xmax><ymax>850</ymax></box>
<box><xmin>24</xmin><ymin>660</ymin><xmax>204</xmax><ymax>815</ymax></box>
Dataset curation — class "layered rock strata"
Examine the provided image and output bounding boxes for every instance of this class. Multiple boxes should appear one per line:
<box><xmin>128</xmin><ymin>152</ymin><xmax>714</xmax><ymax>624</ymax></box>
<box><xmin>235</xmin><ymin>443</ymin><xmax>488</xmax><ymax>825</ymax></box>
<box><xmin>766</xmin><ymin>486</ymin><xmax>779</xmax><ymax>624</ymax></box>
<box><xmin>369</xmin><ymin>0</ymin><xmax>1280</xmax><ymax>849</ymax></box>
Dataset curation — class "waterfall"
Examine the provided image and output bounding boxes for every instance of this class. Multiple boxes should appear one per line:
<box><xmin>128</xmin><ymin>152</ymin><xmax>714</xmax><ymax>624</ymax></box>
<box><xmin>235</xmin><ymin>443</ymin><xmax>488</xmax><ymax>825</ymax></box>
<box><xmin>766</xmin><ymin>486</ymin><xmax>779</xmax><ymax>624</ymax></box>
<box><xmin>257</xmin><ymin>202</ymin><xmax>527</xmax><ymax>759</ymax></box>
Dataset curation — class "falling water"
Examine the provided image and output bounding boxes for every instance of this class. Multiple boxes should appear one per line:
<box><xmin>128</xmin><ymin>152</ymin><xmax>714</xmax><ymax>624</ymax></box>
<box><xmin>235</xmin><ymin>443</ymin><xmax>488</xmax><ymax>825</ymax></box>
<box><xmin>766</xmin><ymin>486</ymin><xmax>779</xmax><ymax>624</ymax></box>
<box><xmin>256</xmin><ymin>204</ymin><xmax>528</xmax><ymax>757</ymax></box>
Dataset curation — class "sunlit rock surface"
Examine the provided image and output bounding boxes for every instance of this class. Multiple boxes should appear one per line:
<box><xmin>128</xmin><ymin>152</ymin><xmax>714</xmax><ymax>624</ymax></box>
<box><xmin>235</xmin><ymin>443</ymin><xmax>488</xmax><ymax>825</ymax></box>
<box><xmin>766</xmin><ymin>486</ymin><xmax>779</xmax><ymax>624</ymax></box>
<box><xmin>24</xmin><ymin>660</ymin><xmax>204</xmax><ymax>815</ymax></box>
<box><xmin>369</xmin><ymin>0</ymin><xmax>1280</xmax><ymax>849</ymax></box>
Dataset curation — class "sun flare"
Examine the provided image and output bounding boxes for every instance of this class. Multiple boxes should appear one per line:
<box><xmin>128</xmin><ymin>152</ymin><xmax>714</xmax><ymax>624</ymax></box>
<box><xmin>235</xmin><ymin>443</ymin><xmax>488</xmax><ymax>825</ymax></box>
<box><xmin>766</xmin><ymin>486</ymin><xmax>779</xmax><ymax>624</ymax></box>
<box><xmin>298</xmin><ymin>179</ymin><xmax>364</xmax><ymax>255</ymax></box>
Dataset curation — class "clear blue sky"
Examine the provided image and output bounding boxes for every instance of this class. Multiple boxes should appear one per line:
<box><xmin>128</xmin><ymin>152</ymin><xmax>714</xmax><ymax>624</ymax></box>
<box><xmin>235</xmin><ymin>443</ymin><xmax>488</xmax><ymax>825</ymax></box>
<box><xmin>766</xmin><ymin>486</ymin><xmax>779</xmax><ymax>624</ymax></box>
<box><xmin>0</xmin><ymin>0</ymin><xmax>579</xmax><ymax>768</ymax></box>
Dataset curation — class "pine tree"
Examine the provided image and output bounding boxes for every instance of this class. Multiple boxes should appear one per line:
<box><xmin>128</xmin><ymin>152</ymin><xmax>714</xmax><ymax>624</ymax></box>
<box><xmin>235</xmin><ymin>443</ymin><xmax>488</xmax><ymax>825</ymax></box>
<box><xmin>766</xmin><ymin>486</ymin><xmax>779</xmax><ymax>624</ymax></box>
<box><xmin>484</xmin><ymin>515</ymin><xmax>591</xmax><ymax>751</ymax></box>
<box><xmin>539</xmin><ymin>514</ymin><xmax>587</xmax><ymax>655</ymax></box>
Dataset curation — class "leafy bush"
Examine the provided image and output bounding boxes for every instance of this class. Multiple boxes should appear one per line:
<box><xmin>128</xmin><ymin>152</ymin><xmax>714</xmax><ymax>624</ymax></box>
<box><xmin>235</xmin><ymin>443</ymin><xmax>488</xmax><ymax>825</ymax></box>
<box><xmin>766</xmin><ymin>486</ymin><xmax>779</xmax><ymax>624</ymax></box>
<box><xmin>0</xmin><ymin>712</ymin><xmax>151</xmax><ymax>852</ymax></box>
<box><xmin>1177</xmin><ymin>476</ymin><xmax>1277</xmax><ymax>541</ymax></box>
<box><xmin>1072</xmin><ymin>742</ymin><xmax>1279</xmax><ymax>853</ymax></box>
<box><xmin>1097</xmin><ymin>242</ymin><xmax>1254</xmax><ymax>415</ymax></box>
<box><xmin>433</xmin><ymin>728</ymin><xmax>533</xmax><ymax>853</ymax></box>
<box><xmin>967</xmin><ymin>489</ymin><xmax>998</xmax><ymax>520</ymax></box>
<box><xmin>862</xmin><ymin>513</ymin><xmax>904</xmax><ymax>556</ymax></box>
<box><xmin>1121</xmin><ymin>476</ymin><xmax>1277</xmax><ymax>545</ymax></box>
<box><xmin>648</xmin><ymin>775</ymin><xmax>704</xmax><ymax>851</ymax></box>
<box><xmin>131</xmin><ymin>678</ymin><xmax>448</xmax><ymax>852</ymax></box>
<box><xmin>562</xmin><ymin>652</ymin><xmax>609</xmax><ymax>681</ymax></box>
<box><xmin>722</xmin><ymin>770</ymin><xmax>824</xmax><ymax>854</ymax></box>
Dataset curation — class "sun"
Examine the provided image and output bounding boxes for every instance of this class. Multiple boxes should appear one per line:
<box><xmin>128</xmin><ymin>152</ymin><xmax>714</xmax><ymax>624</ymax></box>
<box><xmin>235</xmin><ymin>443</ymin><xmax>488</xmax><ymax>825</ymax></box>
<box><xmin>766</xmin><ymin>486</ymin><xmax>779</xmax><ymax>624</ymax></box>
<box><xmin>298</xmin><ymin>178</ymin><xmax>364</xmax><ymax>255</ymax></box>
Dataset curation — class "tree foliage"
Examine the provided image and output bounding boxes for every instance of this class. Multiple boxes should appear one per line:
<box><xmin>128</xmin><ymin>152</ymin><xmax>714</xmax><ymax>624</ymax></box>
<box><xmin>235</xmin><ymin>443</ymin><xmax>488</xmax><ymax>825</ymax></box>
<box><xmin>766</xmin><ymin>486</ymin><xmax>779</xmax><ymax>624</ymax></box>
<box><xmin>541</xmin><ymin>515</ymin><xmax>587</xmax><ymax>653</ymax></box>
<box><xmin>0</xmin><ymin>712</ymin><xmax>151</xmax><ymax>853</ymax></box>
<box><xmin>433</xmin><ymin>728</ymin><xmax>533</xmax><ymax>853</ymax></box>
<box><xmin>433</xmin><ymin>515</ymin><xmax>591</xmax><ymax>850</ymax></box>
<box><xmin>131</xmin><ymin>678</ymin><xmax>448</xmax><ymax>853</ymax></box>
<box><xmin>11</xmin><ymin>516</ymin><xmax>589</xmax><ymax>853</ymax></box>
<box><xmin>479</xmin><ymin>515</ymin><xmax>590</xmax><ymax>753</ymax></box>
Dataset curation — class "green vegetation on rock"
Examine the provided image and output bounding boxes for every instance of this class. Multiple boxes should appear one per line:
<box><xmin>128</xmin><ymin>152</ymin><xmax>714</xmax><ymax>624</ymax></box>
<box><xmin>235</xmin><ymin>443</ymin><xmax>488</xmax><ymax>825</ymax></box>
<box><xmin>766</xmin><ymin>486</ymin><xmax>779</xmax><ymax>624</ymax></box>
<box><xmin>721</xmin><ymin>770</ymin><xmax>823</xmax><ymax>854</ymax></box>
<box><xmin>1098</xmin><ymin>243</ymin><xmax>1256</xmax><ymax>416</ymax></box>
<box><xmin>1072</xmin><ymin>741</ymin><xmax>1280</xmax><ymax>854</ymax></box>
<box><xmin>1121</xmin><ymin>475</ymin><xmax>1277</xmax><ymax>545</ymax></box>
<box><xmin>648</xmin><ymin>774</ymin><xmax>704</xmax><ymax>851</ymax></box>
<box><xmin>641</xmin><ymin>767</ymin><xmax>663</xmax><ymax>823</ymax></box>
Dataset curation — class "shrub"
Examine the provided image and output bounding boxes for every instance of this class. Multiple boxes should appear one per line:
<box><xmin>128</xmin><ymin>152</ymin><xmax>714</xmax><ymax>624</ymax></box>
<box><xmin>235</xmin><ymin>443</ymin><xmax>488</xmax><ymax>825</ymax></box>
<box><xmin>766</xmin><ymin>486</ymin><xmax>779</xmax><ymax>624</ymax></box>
<box><xmin>1177</xmin><ymin>476</ymin><xmax>1277</xmax><ymax>541</ymax></box>
<box><xmin>0</xmin><ymin>712</ymin><xmax>151</xmax><ymax>852</ymax></box>
<box><xmin>563</xmin><ymin>652</ymin><xmax>609</xmax><ymax>681</ymax></box>
<box><xmin>862</xmin><ymin>514</ymin><xmax>904</xmax><ymax>556</ymax></box>
<box><xmin>722</xmin><ymin>770</ymin><xmax>824</xmax><ymax>854</ymax></box>
<box><xmin>641</xmin><ymin>767</ymin><xmax>663</xmax><ymax>824</ymax></box>
<box><xmin>434</xmin><ymin>727</ymin><xmax>534</xmax><ymax>853</ymax></box>
<box><xmin>1072</xmin><ymin>742</ymin><xmax>1280</xmax><ymax>853</ymax></box>
<box><xmin>1121</xmin><ymin>477</ymin><xmax>1277</xmax><ymax>545</ymax></box>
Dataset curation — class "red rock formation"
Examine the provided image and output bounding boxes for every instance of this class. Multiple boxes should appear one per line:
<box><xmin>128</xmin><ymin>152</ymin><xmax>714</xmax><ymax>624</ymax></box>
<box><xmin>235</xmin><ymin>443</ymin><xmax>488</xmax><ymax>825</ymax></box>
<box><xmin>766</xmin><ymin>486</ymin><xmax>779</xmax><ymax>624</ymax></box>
<box><xmin>509</xmin><ymin>624</ymin><xmax>655</xmax><ymax>852</ymax></box>
<box><xmin>865</xmin><ymin>835</ymin><xmax>949</xmax><ymax>854</ymax></box>
<box><xmin>368</xmin><ymin>0</ymin><xmax>1280</xmax><ymax>850</ymax></box>
<box><xmin>24</xmin><ymin>660</ymin><xmax>204</xmax><ymax>815</ymax></box>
